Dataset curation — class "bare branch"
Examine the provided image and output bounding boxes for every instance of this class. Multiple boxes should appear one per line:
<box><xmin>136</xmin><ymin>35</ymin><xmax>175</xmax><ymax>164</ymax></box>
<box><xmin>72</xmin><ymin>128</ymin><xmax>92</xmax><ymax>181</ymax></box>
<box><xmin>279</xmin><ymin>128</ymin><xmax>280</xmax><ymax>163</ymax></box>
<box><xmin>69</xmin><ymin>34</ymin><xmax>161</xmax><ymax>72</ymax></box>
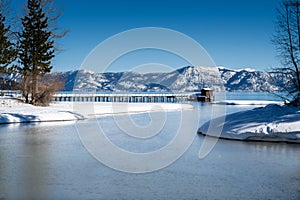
<box><xmin>271</xmin><ymin>0</ymin><xmax>300</xmax><ymax>105</ymax></box>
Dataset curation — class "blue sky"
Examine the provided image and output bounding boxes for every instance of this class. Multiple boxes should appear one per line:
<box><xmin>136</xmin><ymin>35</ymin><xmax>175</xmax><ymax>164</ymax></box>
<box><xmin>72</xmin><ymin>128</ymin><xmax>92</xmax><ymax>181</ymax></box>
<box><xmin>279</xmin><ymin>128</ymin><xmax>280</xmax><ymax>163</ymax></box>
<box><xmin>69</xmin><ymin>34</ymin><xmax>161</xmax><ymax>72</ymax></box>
<box><xmin>13</xmin><ymin>0</ymin><xmax>282</xmax><ymax>72</ymax></box>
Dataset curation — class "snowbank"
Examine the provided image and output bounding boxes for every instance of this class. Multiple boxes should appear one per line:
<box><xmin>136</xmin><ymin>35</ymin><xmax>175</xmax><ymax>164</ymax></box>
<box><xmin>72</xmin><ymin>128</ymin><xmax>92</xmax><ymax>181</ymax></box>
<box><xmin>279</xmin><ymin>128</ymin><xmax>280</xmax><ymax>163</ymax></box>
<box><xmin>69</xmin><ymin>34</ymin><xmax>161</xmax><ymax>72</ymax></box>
<box><xmin>198</xmin><ymin>104</ymin><xmax>300</xmax><ymax>143</ymax></box>
<box><xmin>73</xmin><ymin>102</ymin><xmax>192</xmax><ymax>117</ymax></box>
<box><xmin>213</xmin><ymin>100</ymin><xmax>283</xmax><ymax>105</ymax></box>
<box><xmin>0</xmin><ymin>97</ymin><xmax>193</xmax><ymax>124</ymax></box>
<box><xmin>0</xmin><ymin>98</ymin><xmax>84</xmax><ymax>124</ymax></box>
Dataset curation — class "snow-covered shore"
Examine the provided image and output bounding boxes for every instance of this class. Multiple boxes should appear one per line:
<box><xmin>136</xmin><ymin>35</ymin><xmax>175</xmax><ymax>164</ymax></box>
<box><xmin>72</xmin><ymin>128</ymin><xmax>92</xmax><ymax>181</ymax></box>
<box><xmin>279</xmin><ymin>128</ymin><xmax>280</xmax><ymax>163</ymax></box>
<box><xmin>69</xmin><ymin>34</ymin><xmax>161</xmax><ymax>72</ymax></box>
<box><xmin>2</xmin><ymin>96</ymin><xmax>300</xmax><ymax>143</ymax></box>
<box><xmin>213</xmin><ymin>100</ymin><xmax>283</xmax><ymax>106</ymax></box>
<box><xmin>198</xmin><ymin>104</ymin><xmax>300</xmax><ymax>143</ymax></box>
<box><xmin>0</xmin><ymin>97</ymin><xmax>83</xmax><ymax>124</ymax></box>
<box><xmin>0</xmin><ymin>97</ymin><xmax>193</xmax><ymax>124</ymax></box>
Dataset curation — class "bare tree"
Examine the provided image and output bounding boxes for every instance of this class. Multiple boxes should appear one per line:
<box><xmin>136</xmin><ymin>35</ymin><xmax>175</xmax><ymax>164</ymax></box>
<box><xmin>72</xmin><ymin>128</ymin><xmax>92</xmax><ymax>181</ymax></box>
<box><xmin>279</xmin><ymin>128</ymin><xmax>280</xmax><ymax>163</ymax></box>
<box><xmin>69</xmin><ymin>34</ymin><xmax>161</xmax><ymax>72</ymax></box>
<box><xmin>35</xmin><ymin>76</ymin><xmax>65</xmax><ymax>106</ymax></box>
<box><xmin>41</xmin><ymin>0</ymin><xmax>68</xmax><ymax>52</ymax></box>
<box><xmin>272</xmin><ymin>0</ymin><xmax>300</xmax><ymax>106</ymax></box>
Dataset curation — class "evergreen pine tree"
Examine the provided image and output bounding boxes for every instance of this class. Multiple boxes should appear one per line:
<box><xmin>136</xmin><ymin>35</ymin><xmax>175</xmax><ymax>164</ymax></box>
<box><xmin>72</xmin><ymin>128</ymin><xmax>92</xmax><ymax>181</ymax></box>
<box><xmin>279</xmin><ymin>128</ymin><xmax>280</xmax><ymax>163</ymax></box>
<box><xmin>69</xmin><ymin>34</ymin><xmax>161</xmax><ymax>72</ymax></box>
<box><xmin>0</xmin><ymin>11</ymin><xmax>16</xmax><ymax>73</ymax></box>
<box><xmin>19</xmin><ymin>0</ymin><xmax>54</xmax><ymax>104</ymax></box>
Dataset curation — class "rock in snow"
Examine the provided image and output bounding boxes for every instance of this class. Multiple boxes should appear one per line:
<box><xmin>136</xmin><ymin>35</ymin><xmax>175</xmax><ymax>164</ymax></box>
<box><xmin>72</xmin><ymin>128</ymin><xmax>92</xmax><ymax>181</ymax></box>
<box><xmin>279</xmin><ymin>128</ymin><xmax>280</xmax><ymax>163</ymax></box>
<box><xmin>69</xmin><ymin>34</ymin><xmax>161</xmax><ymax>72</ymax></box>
<box><xmin>198</xmin><ymin>104</ymin><xmax>300</xmax><ymax>143</ymax></box>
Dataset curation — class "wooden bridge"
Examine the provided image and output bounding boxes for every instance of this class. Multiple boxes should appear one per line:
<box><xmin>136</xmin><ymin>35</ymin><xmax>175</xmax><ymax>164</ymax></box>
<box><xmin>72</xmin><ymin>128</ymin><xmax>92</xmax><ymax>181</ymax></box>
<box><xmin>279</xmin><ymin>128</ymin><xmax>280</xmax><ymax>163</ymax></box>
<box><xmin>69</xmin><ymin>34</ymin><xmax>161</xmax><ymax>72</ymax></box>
<box><xmin>0</xmin><ymin>90</ymin><xmax>214</xmax><ymax>103</ymax></box>
<box><xmin>52</xmin><ymin>92</ymin><xmax>193</xmax><ymax>103</ymax></box>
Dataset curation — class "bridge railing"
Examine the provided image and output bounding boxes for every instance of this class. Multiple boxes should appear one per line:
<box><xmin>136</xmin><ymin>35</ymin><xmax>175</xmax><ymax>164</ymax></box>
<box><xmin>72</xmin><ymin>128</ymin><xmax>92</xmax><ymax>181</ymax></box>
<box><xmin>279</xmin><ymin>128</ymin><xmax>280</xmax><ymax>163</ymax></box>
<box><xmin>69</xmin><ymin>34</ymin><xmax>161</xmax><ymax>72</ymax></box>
<box><xmin>52</xmin><ymin>92</ymin><xmax>193</xmax><ymax>103</ymax></box>
<box><xmin>0</xmin><ymin>90</ymin><xmax>22</xmax><ymax>98</ymax></box>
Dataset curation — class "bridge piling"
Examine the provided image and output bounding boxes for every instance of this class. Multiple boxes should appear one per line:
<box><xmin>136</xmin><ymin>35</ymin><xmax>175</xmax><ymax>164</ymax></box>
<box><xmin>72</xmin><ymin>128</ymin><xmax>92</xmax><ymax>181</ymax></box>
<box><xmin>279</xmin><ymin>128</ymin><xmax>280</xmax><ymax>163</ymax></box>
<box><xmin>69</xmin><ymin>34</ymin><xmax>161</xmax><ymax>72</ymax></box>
<box><xmin>52</xmin><ymin>92</ymin><xmax>201</xmax><ymax>103</ymax></box>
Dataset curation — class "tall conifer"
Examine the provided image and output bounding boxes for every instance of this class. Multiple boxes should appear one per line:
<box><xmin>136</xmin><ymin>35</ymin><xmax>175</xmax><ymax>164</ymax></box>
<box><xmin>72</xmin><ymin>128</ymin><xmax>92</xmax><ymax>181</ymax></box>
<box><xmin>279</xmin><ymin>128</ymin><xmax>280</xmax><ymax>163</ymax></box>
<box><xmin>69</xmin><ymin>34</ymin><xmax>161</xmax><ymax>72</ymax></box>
<box><xmin>0</xmin><ymin>12</ymin><xmax>16</xmax><ymax>73</ymax></box>
<box><xmin>19</xmin><ymin>0</ymin><xmax>54</xmax><ymax>104</ymax></box>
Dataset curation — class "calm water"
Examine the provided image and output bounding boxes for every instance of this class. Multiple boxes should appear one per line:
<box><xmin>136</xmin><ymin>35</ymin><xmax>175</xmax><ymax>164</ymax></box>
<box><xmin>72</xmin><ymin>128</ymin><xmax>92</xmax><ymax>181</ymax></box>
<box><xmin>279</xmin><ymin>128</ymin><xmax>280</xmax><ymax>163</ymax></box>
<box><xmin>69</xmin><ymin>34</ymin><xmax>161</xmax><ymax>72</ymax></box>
<box><xmin>0</xmin><ymin>93</ymin><xmax>299</xmax><ymax>200</ymax></box>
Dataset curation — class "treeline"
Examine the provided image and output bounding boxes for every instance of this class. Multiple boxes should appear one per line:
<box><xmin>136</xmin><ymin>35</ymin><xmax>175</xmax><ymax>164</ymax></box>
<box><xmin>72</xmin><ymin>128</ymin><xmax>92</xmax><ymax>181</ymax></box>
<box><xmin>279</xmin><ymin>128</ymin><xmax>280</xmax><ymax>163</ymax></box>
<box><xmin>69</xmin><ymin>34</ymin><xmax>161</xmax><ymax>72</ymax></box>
<box><xmin>0</xmin><ymin>0</ymin><xmax>65</xmax><ymax>106</ymax></box>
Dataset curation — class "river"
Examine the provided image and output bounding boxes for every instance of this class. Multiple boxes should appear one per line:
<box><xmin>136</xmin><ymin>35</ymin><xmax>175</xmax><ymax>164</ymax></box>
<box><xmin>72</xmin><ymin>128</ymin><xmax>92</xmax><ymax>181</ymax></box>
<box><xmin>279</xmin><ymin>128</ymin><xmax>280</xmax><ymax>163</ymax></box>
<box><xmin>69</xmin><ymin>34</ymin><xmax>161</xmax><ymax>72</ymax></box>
<box><xmin>0</xmin><ymin>93</ymin><xmax>299</xmax><ymax>199</ymax></box>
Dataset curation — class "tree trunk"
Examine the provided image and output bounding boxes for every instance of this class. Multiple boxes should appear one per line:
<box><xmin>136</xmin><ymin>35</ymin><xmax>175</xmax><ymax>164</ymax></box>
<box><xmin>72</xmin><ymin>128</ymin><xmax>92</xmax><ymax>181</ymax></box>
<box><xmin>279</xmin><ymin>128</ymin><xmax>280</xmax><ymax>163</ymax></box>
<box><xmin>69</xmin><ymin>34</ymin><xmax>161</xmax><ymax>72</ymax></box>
<box><xmin>31</xmin><ymin>69</ymin><xmax>38</xmax><ymax>104</ymax></box>
<box><xmin>22</xmin><ymin>75</ymin><xmax>30</xmax><ymax>104</ymax></box>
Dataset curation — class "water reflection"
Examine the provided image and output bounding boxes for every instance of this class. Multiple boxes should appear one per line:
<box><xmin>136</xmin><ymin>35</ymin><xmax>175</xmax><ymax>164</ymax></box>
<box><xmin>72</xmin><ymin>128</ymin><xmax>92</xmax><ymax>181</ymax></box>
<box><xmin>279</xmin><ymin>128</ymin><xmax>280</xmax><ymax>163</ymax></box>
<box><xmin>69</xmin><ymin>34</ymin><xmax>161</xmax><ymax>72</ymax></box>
<box><xmin>0</xmin><ymin>133</ymin><xmax>5</xmax><ymax>200</ymax></box>
<box><xmin>1</xmin><ymin>126</ymin><xmax>48</xmax><ymax>199</ymax></box>
<box><xmin>21</xmin><ymin>127</ymin><xmax>48</xmax><ymax>199</ymax></box>
<box><xmin>252</xmin><ymin>141</ymin><xmax>300</xmax><ymax>161</ymax></box>
<box><xmin>0</xmin><ymin>104</ymin><xmax>299</xmax><ymax>199</ymax></box>
<box><xmin>0</xmin><ymin>122</ymin><xmax>77</xmax><ymax>199</ymax></box>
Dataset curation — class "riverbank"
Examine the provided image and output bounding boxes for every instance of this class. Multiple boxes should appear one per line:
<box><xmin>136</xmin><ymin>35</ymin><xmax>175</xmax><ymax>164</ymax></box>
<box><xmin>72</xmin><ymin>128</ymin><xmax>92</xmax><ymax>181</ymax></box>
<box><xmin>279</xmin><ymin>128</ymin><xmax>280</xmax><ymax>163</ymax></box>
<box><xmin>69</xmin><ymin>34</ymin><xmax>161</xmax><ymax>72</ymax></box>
<box><xmin>0</xmin><ymin>97</ymin><xmax>193</xmax><ymax>124</ymax></box>
<box><xmin>198</xmin><ymin>103</ymin><xmax>300</xmax><ymax>143</ymax></box>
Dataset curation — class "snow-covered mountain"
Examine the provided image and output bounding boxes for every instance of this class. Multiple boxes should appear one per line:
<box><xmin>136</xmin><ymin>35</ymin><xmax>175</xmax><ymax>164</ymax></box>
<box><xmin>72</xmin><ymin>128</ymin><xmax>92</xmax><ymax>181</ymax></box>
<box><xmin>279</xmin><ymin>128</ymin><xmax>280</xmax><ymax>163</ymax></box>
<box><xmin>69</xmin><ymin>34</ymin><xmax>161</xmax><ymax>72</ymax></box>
<box><xmin>0</xmin><ymin>73</ymin><xmax>21</xmax><ymax>90</ymax></box>
<box><xmin>39</xmin><ymin>66</ymin><xmax>287</xmax><ymax>92</ymax></box>
<box><xmin>218</xmin><ymin>67</ymin><xmax>283</xmax><ymax>92</ymax></box>
<box><xmin>49</xmin><ymin>66</ymin><xmax>225</xmax><ymax>92</ymax></box>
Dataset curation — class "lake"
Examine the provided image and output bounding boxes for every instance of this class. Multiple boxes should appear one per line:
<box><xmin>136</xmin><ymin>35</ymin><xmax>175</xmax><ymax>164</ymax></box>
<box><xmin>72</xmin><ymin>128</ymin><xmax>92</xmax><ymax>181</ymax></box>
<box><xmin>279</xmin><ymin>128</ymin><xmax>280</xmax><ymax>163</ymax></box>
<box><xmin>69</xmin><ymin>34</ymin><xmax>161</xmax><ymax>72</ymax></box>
<box><xmin>0</xmin><ymin>93</ymin><xmax>299</xmax><ymax>199</ymax></box>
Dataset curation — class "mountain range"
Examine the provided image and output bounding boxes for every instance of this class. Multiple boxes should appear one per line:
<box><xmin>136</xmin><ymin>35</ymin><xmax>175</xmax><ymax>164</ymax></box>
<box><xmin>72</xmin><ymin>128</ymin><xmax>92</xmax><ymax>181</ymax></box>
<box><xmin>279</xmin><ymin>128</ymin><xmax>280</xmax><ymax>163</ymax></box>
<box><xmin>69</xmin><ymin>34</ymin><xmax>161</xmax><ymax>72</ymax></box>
<box><xmin>47</xmin><ymin>66</ymin><xmax>284</xmax><ymax>92</ymax></box>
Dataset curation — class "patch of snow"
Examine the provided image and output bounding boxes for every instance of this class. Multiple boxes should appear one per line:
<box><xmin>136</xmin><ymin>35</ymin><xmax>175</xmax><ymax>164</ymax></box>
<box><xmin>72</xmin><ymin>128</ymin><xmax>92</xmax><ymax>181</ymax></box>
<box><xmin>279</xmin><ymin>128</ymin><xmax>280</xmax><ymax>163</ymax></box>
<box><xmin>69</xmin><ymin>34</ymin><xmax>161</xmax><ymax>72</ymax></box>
<box><xmin>213</xmin><ymin>100</ymin><xmax>283</xmax><ymax>105</ymax></box>
<box><xmin>243</xmin><ymin>68</ymin><xmax>256</xmax><ymax>72</ymax></box>
<box><xmin>0</xmin><ymin>97</ymin><xmax>193</xmax><ymax>124</ymax></box>
<box><xmin>198</xmin><ymin>104</ymin><xmax>300</xmax><ymax>143</ymax></box>
<box><xmin>234</xmin><ymin>68</ymin><xmax>256</xmax><ymax>72</ymax></box>
<box><xmin>0</xmin><ymin>98</ymin><xmax>84</xmax><ymax>124</ymax></box>
<box><xmin>74</xmin><ymin>102</ymin><xmax>193</xmax><ymax>118</ymax></box>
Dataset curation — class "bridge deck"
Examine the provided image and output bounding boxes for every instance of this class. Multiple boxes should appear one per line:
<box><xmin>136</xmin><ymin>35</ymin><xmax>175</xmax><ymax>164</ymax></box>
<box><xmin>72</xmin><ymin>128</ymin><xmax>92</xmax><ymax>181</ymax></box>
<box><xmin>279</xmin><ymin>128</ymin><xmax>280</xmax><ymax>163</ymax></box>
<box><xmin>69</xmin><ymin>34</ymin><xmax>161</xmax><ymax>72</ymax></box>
<box><xmin>0</xmin><ymin>91</ymin><xmax>212</xmax><ymax>103</ymax></box>
<box><xmin>53</xmin><ymin>93</ymin><xmax>193</xmax><ymax>103</ymax></box>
